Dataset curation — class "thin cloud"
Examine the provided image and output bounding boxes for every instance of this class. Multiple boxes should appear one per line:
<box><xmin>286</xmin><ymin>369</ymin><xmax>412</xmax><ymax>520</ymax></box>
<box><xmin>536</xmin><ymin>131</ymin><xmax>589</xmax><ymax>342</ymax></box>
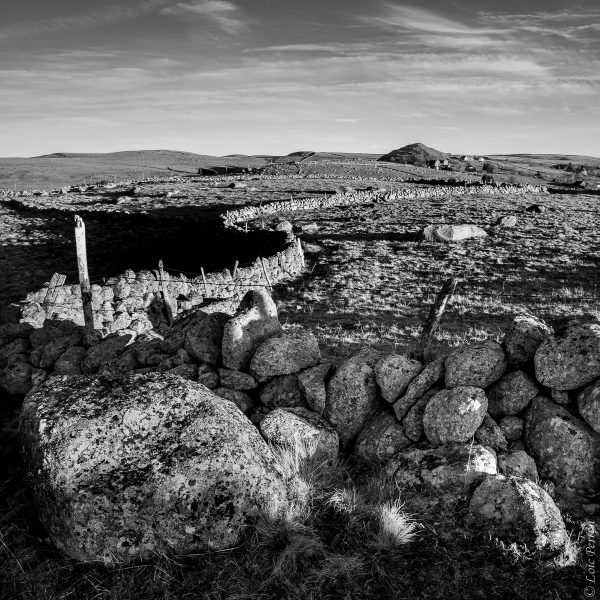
<box><xmin>0</xmin><ymin>0</ymin><xmax>171</xmax><ymax>42</ymax></box>
<box><xmin>160</xmin><ymin>0</ymin><xmax>248</xmax><ymax>34</ymax></box>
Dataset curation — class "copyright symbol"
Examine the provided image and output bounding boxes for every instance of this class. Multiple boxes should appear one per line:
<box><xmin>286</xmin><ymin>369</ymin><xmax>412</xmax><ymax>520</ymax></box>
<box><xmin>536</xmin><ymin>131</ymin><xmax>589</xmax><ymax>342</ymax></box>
<box><xmin>585</xmin><ymin>586</ymin><xmax>596</xmax><ymax>597</ymax></box>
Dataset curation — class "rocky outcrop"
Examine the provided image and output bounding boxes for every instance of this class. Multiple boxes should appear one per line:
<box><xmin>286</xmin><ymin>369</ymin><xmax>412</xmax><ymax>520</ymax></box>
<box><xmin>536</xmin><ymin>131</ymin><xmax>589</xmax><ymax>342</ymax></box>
<box><xmin>422</xmin><ymin>224</ymin><xmax>488</xmax><ymax>243</ymax></box>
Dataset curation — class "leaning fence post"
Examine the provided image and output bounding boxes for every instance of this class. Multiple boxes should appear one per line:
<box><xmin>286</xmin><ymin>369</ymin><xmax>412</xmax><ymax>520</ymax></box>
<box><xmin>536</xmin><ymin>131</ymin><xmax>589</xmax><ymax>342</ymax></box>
<box><xmin>232</xmin><ymin>260</ymin><xmax>239</xmax><ymax>280</ymax></box>
<box><xmin>411</xmin><ymin>278</ymin><xmax>458</xmax><ymax>362</ymax></box>
<box><xmin>158</xmin><ymin>260</ymin><xmax>175</xmax><ymax>326</ymax></box>
<box><xmin>260</xmin><ymin>257</ymin><xmax>273</xmax><ymax>290</ymax></box>
<box><xmin>200</xmin><ymin>267</ymin><xmax>209</xmax><ymax>296</ymax></box>
<box><xmin>297</xmin><ymin>238</ymin><xmax>305</xmax><ymax>268</ymax></box>
<box><xmin>74</xmin><ymin>215</ymin><xmax>95</xmax><ymax>342</ymax></box>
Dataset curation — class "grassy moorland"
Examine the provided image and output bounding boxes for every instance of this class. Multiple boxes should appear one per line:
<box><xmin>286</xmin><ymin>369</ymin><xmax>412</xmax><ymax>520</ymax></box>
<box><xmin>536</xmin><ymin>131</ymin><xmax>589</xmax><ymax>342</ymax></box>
<box><xmin>1</xmin><ymin>149</ymin><xmax>599</xmax><ymax>599</ymax></box>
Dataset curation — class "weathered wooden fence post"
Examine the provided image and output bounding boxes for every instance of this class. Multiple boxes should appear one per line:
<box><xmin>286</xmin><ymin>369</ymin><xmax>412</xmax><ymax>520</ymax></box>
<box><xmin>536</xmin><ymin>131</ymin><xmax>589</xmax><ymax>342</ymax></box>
<box><xmin>260</xmin><ymin>257</ymin><xmax>273</xmax><ymax>290</ymax></box>
<box><xmin>232</xmin><ymin>260</ymin><xmax>239</xmax><ymax>280</ymax></box>
<box><xmin>200</xmin><ymin>267</ymin><xmax>209</xmax><ymax>296</ymax></box>
<box><xmin>74</xmin><ymin>215</ymin><xmax>95</xmax><ymax>343</ymax></box>
<box><xmin>411</xmin><ymin>278</ymin><xmax>458</xmax><ymax>362</ymax></box>
<box><xmin>158</xmin><ymin>260</ymin><xmax>175</xmax><ymax>326</ymax></box>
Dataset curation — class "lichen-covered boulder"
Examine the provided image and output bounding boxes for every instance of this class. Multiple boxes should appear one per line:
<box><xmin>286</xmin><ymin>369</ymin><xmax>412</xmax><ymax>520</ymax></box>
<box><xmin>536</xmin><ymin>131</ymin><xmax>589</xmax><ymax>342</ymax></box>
<box><xmin>259</xmin><ymin>407</ymin><xmax>339</xmax><ymax>464</ymax></box>
<box><xmin>0</xmin><ymin>337</ymin><xmax>30</xmax><ymax>367</ymax></box>
<box><xmin>487</xmin><ymin>370</ymin><xmax>538</xmax><ymax>418</ymax></box>
<box><xmin>445</xmin><ymin>341</ymin><xmax>506</xmax><ymax>389</ymax></box>
<box><xmin>250</xmin><ymin>328</ymin><xmax>321</xmax><ymax>381</ymax></box>
<box><xmin>475</xmin><ymin>415</ymin><xmax>508</xmax><ymax>452</ymax></box>
<box><xmin>525</xmin><ymin>395</ymin><xmax>600</xmax><ymax>491</ymax></box>
<box><xmin>260</xmin><ymin>374</ymin><xmax>307</xmax><ymax>410</ymax></box>
<box><xmin>19</xmin><ymin>373</ymin><xmax>292</xmax><ymax>563</ymax></box>
<box><xmin>218</xmin><ymin>368</ymin><xmax>257</xmax><ymax>391</ymax></box>
<box><xmin>578</xmin><ymin>379</ymin><xmax>600</xmax><ymax>435</ymax></box>
<box><xmin>535</xmin><ymin>323</ymin><xmax>600</xmax><ymax>390</ymax></box>
<box><xmin>393</xmin><ymin>356</ymin><xmax>445</xmax><ymax>421</ymax></box>
<box><xmin>423</xmin><ymin>386</ymin><xmax>488</xmax><ymax>445</ymax></box>
<box><xmin>385</xmin><ymin>443</ymin><xmax>497</xmax><ymax>494</ymax></box>
<box><xmin>468</xmin><ymin>476</ymin><xmax>569</xmax><ymax>558</ymax></box>
<box><xmin>499</xmin><ymin>415</ymin><xmax>524</xmax><ymax>441</ymax></box>
<box><xmin>498</xmin><ymin>450</ymin><xmax>539</xmax><ymax>481</ymax></box>
<box><xmin>374</xmin><ymin>354</ymin><xmax>422</xmax><ymax>403</ymax></box>
<box><xmin>298</xmin><ymin>362</ymin><xmax>333</xmax><ymax>415</ymax></box>
<box><xmin>324</xmin><ymin>349</ymin><xmax>381</xmax><ymax>449</ymax></box>
<box><xmin>222</xmin><ymin>290</ymin><xmax>282</xmax><ymax>370</ymax></box>
<box><xmin>354</xmin><ymin>411</ymin><xmax>412</xmax><ymax>465</ymax></box>
<box><xmin>403</xmin><ymin>388</ymin><xmax>441</xmax><ymax>442</ymax></box>
<box><xmin>502</xmin><ymin>315</ymin><xmax>552</xmax><ymax>368</ymax></box>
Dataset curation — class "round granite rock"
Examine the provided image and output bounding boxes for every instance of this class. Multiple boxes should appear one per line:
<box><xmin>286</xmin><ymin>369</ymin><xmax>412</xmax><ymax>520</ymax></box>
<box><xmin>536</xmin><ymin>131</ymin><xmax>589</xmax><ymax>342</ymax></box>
<box><xmin>445</xmin><ymin>341</ymin><xmax>506</xmax><ymax>389</ymax></box>
<box><xmin>423</xmin><ymin>386</ymin><xmax>488</xmax><ymax>445</ymax></box>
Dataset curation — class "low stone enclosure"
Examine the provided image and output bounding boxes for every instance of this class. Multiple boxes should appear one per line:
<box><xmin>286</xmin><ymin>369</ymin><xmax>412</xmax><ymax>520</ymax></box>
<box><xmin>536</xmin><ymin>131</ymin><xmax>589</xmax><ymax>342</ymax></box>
<box><xmin>5</xmin><ymin>287</ymin><xmax>600</xmax><ymax>565</ymax></box>
<box><xmin>12</xmin><ymin>182</ymin><xmax>547</xmax><ymax>337</ymax></box>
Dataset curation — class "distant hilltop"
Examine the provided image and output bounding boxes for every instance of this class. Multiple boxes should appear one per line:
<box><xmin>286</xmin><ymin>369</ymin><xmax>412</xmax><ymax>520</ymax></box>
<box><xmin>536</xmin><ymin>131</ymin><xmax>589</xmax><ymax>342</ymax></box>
<box><xmin>378</xmin><ymin>142</ymin><xmax>449</xmax><ymax>165</ymax></box>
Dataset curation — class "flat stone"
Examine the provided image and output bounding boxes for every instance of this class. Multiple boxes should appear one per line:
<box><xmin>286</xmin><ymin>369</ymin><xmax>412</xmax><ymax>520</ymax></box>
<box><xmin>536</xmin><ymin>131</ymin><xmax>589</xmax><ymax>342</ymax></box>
<box><xmin>297</xmin><ymin>362</ymin><xmax>333</xmax><ymax>415</ymax></box>
<box><xmin>393</xmin><ymin>356</ymin><xmax>445</xmax><ymax>421</ymax></box>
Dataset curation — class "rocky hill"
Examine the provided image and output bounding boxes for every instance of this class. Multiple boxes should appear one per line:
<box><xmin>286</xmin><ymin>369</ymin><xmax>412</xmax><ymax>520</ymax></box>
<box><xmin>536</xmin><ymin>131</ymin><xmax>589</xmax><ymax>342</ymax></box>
<box><xmin>378</xmin><ymin>142</ymin><xmax>450</xmax><ymax>165</ymax></box>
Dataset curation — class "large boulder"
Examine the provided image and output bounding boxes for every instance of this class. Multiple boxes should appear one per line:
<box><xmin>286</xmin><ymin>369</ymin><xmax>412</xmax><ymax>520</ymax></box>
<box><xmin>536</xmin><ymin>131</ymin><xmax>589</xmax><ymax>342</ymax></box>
<box><xmin>423</xmin><ymin>386</ymin><xmax>488</xmax><ymax>445</ymax></box>
<box><xmin>422</xmin><ymin>224</ymin><xmax>488</xmax><ymax>243</ymax></box>
<box><xmin>259</xmin><ymin>407</ymin><xmax>339</xmax><ymax>464</ymax></box>
<box><xmin>469</xmin><ymin>476</ymin><xmax>569</xmax><ymax>558</ymax></box>
<box><xmin>578</xmin><ymin>379</ymin><xmax>600</xmax><ymax>435</ymax></box>
<box><xmin>374</xmin><ymin>354</ymin><xmax>422</xmax><ymax>403</ymax></box>
<box><xmin>324</xmin><ymin>349</ymin><xmax>381</xmax><ymax>449</ymax></box>
<box><xmin>298</xmin><ymin>362</ymin><xmax>333</xmax><ymax>415</ymax></box>
<box><xmin>445</xmin><ymin>341</ymin><xmax>506</xmax><ymax>389</ymax></box>
<box><xmin>502</xmin><ymin>315</ymin><xmax>552</xmax><ymax>368</ymax></box>
<box><xmin>385</xmin><ymin>443</ymin><xmax>497</xmax><ymax>495</ymax></box>
<box><xmin>486</xmin><ymin>370</ymin><xmax>538</xmax><ymax>418</ymax></box>
<box><xmin>222</xmin><ymin>290</ymin><xmax>282</xmax><ymax>370</ymax></box>
<box><xmin>534</xmin><ymin>323</ymin><xmax>600</xmax><ymax>390</ymax></box>
<box><xmin>354</xmin><ymin>411</ymin><xmax>412</xmax><ymax>465</ymax></box>
<box><xmin>19</xmin><ymin>373</ymin><xmax>292</xmax><ymax>563</ymax></box>
<box><xmin>525</xmin><ymin>395</ymin><xmax>600</xmax><ymax>491</ymax></box>
<box><xmin>249</xmin><ymin>328</ymin><xmax>321</xmax><ymax>381</ymax></box>
<box><xmin>393</xmin><ymin>356</ymin><xmax>445</xmax><ymax>421</ymax></box>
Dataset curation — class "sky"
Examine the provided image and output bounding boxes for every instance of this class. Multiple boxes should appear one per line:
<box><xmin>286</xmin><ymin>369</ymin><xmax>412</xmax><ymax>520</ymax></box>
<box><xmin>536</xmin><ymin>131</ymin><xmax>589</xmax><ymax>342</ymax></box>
<box><xmin>0</xmin><ymin>0</ymin><xmax>599</xmax><ymax>157</ymax></box>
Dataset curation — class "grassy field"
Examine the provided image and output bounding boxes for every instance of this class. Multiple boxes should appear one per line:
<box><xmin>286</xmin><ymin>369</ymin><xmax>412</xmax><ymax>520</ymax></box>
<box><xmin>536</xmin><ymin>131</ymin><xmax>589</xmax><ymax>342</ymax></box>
<box><xmin>1</xmin><ymin>151</ymin><xmax>599</xmax><ymax>598</ymax></box>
